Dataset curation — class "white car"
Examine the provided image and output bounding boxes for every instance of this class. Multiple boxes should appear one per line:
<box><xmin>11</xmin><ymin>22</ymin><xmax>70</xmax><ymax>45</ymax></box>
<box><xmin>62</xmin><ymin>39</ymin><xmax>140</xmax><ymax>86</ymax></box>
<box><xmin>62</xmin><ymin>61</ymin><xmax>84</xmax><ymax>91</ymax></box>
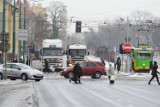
<box><xmin>0</xmin><ymin>63</ymin><xmax>43</xmax><ymax>82</ymax></box>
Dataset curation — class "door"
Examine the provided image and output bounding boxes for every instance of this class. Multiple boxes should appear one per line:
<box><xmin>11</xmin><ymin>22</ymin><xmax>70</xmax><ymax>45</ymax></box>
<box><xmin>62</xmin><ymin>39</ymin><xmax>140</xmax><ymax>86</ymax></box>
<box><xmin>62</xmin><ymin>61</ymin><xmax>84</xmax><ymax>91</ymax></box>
<box><xmin>10</xmin><ymin>64</ymin><xmax>21</xmax><ymax>78</ymax></box>
<box><xmin>82</xmin><ymin>62</ymin><xmax>96</xmax><ymax>75</ymax></box>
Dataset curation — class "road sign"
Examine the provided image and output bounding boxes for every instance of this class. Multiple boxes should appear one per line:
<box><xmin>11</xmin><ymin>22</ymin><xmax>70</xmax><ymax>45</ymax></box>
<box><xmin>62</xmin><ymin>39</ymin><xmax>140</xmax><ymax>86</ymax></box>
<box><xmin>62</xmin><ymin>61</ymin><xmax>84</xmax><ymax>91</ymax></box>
<box><xmin>123</xmin><ymin>43</ymin><xmax>132</xmax><ymax>53</ymax></box>
<box><xmin>0</xmin><ymin>32</ymin><xmax>9</xmax><ymax>41</ymax></box>
<box><xmin>0</xmin><ymin>42</ymin><xmax>10</xmax><ymax>52</ymax></box>
<box><xmin>16</xmin><ymin>29</ymin><xmax>28</xmax><ymax>41</ymax></box>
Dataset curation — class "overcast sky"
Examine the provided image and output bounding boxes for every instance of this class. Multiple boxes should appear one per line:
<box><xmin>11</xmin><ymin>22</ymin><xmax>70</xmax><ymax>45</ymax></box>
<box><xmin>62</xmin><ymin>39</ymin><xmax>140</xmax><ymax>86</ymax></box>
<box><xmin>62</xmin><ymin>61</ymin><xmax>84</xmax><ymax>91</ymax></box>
<box><xmin>39</xmin><ymin>0</ymin><xmax>160</xmax><ymax>20</ymax></box>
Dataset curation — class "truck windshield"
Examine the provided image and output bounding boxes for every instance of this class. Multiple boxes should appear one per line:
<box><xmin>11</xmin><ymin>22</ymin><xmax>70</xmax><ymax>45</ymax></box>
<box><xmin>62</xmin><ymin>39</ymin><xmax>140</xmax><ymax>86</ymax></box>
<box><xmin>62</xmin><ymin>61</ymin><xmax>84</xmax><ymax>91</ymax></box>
<box><xmin>69</xmin><ymin>49</ymin><xmax>86</xmax><ymax>57</ymax></box>
<box><xmin>43</xmin><ymin>48</ymin><xmax>62</xmax><ymax>56</ymax></box>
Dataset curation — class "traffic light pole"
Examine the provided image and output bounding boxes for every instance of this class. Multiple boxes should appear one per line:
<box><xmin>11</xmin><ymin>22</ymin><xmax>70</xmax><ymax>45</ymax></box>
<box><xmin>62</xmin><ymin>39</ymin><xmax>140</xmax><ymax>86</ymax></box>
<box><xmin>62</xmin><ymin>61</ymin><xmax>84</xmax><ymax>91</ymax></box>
<box><xmin>2</xmin><ymin>0</ymin><xmax>6</xmax><ymax>64</ymax></box>
<box><xmin>23</xmin><ymin>7</ymin><xmax>26</xmax><ymax>63</ymax></box>
<box><xmin>12</xmin><ymin>0</ymin><xmax>16</xmax><ymax>61</ymax></box>
<box><xmin>18</xmin><ymin>3</ymin><xmax>22</xmax><ymax>63</ymax></box>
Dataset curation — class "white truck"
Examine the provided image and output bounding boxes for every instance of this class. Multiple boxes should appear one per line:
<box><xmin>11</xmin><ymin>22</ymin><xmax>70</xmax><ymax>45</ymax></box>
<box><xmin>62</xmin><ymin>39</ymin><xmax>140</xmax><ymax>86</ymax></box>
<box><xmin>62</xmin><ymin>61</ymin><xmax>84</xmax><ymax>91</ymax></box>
<box><xmin>42</xmin><ymin>39</ymin><xmax>67</xmax><ymax>72</ymax></box>
<box><xmin>67</xmin><ymin>43</ymin><xmax>88</xmax><ymax>66</ymax></box>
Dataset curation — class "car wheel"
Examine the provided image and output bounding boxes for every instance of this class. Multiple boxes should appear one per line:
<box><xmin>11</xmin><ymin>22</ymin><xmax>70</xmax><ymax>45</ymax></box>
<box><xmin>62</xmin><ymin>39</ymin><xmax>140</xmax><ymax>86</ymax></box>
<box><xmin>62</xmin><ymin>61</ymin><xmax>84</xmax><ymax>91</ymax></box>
<box><xmin>21</xmin><ymin>74</ymin><xmax>28</xmax><ymax>81</ymax></box>
<box><xmin>35</xmin><ymin>79</ymin><xmax>40</xmax><ymax>82</ymax></box>
<box><xmin>93</xmin><ymin>71</ymin><xmax>101</xmax><ymax>79</ymax></box>
<box><xmin>0</xmin><ymin>73</ymin><xmax>3</xmax><ymax>80</ymax></box>
<box><xmin>67</xmin><ymin>71</ymin><xmax>73</xmax><ymax>78</ymax></box>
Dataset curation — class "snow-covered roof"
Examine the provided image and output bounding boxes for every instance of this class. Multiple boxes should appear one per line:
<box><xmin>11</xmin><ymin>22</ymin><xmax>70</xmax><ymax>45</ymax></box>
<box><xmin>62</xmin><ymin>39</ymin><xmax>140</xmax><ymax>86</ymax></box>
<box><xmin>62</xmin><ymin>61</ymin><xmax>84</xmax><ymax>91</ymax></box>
<box><xmin>69</xmin><ymin>44</ymin><xmax>87</xmax><ymax>49</ymax></box>
<box><xmin>42</xmin><ymin>39</ymin><xmax>62</xmax><ymax>48</ymax></box>
<box><xmin>133</xmin><ymin>47</ymin><xmax>153</xmax><ymax>51</ymax></box>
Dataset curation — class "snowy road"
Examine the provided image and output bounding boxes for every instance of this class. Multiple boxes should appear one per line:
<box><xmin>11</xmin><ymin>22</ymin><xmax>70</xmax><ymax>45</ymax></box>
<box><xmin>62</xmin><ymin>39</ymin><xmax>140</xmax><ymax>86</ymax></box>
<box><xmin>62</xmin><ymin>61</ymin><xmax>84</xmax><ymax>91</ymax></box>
<box><xmin>33</xmin><ymin>74</ymin><xmax>160</xmax><ymax>107</ymax></box>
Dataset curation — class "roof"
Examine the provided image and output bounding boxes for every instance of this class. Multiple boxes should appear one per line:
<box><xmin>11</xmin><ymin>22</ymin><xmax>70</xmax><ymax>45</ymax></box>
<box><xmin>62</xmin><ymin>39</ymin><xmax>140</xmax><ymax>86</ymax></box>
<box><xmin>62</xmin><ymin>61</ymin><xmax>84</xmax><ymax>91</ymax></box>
<box><xmin>42</xmin><ymin>39</ymin><xmax>62</xmax><ymax>48</ymax></box>
<box><xmin>68</xmin><ymin>44</ymin><xmax>87</xmax><ymax>49</ymax></box>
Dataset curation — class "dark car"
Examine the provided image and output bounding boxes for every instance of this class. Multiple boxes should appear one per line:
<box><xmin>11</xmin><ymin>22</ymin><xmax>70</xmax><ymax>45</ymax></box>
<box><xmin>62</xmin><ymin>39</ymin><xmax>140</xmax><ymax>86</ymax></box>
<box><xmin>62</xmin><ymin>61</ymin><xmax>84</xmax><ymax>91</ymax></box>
<box><xmin>60</xmin><ymin>61</ymin><xmax>106</xmax><ymax>79</ymax></box>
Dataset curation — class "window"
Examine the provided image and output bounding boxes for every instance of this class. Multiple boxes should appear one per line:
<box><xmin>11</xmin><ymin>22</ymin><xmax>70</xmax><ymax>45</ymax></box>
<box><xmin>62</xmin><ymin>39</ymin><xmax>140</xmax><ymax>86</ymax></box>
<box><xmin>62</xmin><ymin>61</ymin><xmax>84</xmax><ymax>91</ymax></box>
<box><xmin>11</xmin><ymin>64</ymin><xmax>20</xmax><ymax>70</ymax></box>
<box><xmin>86</xmin><ymin>62</ymin><xmax>96</xmax><ymax>67</ymax></box>
<box><xmin>137</xmin><ymin>53</ymin><xmax>151</xmax><ymax>60</ymax></box>
<box><xmin>96</xmin><ymin>62</ymin><xmax>104</xmax><ymax>67</ymax></box>
<box><xmin>6</xmin><ymin>64</ymin><xmax>11</xmax><ymax>68</ymax></box>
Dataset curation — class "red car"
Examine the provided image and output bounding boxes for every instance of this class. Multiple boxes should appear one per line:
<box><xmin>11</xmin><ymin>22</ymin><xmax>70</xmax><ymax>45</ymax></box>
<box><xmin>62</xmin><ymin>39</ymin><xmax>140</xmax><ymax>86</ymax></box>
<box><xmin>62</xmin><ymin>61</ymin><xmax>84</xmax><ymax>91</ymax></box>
<box><xmin>60</xmin><ymin>61</ymin><xmax>106</xmax><ymax>79</ymax></box>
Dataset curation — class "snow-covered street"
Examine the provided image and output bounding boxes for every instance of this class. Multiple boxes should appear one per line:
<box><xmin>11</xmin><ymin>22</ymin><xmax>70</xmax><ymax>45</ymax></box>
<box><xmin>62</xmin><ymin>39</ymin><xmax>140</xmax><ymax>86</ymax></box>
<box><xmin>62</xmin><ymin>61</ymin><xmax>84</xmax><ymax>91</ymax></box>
<box><xmin>34</xmin><ymin>73</ymin><xmax>160</xmax><ymax>107</ymax></box>
<box><xmin>0</xmin><ymin>73</ymin><xmax>160</xmax><ymax>107</ymax></box>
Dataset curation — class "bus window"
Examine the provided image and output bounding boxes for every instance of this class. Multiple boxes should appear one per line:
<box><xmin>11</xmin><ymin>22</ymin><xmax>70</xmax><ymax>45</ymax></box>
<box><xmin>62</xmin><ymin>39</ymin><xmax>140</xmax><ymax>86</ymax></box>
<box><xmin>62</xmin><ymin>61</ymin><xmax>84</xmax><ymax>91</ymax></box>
<box><xmin>137</xmin><ymin>53</ymin><xmax>151</xmax><ymax>59</ymax></box>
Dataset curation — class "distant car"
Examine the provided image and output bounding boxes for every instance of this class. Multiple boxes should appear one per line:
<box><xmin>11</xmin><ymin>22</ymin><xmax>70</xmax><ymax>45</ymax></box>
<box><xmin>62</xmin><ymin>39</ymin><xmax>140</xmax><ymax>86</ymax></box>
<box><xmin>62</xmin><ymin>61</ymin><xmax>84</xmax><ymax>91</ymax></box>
<box><xmin>60</xmin><ymin>61</ymin><xmax>106</xmax><ymax>79</ymax></box>
<box><xmin>0</xmin><ymin>63</ymin><xmax>43</xmax><ymax>82</ymax></box>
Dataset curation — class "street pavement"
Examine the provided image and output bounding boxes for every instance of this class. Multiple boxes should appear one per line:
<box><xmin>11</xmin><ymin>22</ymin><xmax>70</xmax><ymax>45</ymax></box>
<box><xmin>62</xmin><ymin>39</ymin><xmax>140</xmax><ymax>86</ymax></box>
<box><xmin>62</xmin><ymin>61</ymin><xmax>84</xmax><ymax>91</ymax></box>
<box><xmin>0</xmin><ymin>72</ymin><xmax>159</xmax><ymax>107</ymax></box>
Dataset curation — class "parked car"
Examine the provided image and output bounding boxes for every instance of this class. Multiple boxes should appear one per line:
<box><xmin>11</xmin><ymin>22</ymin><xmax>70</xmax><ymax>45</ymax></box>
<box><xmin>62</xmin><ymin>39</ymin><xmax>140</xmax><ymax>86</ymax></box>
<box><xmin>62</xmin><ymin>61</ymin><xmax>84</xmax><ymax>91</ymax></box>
<box><xmin>0</xmin><ymin>63</ymin><xmax>43</xmax><ymax>82</ymax></box>
<box><xmin>60</xmin><ymin>61</ymin><xmax>106</xmax><ymax>79</ymax></box>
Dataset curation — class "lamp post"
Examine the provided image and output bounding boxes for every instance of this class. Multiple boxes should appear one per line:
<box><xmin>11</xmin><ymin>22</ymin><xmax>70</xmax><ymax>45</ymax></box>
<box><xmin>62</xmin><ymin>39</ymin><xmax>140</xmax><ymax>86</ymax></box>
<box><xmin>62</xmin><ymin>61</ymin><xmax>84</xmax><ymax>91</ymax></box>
<box><xmin>12</xmin><ymin>0</ymin><xmax>16</xmax><ymax>61</ymax></box>
<box><xmin>2</xmin><ymin>0</ymin><xmax>6</xmax><ymax>64</ymax></box>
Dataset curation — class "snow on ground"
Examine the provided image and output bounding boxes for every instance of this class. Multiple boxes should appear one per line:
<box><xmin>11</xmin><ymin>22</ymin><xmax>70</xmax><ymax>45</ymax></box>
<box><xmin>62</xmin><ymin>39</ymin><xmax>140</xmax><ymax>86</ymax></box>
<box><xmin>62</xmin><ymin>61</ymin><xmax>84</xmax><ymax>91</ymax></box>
<box><xmin>0</xmin><ymin>80</ymin><xmax>38</xmax><ymax>107</ymax></box>
<box><xmin>33</xmin><ymin>74</ymin><xmax>160</xmax><ymax>107</ymax></box>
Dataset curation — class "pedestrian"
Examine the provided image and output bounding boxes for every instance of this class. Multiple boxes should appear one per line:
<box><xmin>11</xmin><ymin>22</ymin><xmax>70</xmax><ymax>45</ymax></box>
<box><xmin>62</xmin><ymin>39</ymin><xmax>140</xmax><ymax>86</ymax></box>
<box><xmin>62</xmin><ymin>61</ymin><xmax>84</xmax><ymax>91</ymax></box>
<box><xmin>101</xmin><ymin>58</ymin><xmax>106</xmax><ymax>66</ymax></box>
<box><xmin>44</xmin><ymin>59</ymin><xmax>49</xmax><ymax>73</ymax></box>
<box><xmin>26</xmin><ymin>56</ymin><xmax>30</xmax><ymax>66</ymax></box>
<box><xmin>70</xmin><ymin>62</ymin><xmax>82</xmax><ymax>84</ymax></box>
<box><xmin>148</xmin><ymin>61</ymin><xmax>160</xmax><ymax>85</ymax></box>
<box><xmin>108</xmin><ymin>63</ymin><xmax>115</xmax><ymax>84</ymax></box>
<box><xmin>116</xmin><ymin>57</ymin><xmax>121</xmax><ymax>73</ymax></box>
<box><xmin>20</xmin><ymin>58</ymin><xmax>24</xmax><ymax>63</ymax></box>
<box><xmin>13</xmin><ymin>58</ymin><xmax>17</xmax><ymax>63</ymax></box>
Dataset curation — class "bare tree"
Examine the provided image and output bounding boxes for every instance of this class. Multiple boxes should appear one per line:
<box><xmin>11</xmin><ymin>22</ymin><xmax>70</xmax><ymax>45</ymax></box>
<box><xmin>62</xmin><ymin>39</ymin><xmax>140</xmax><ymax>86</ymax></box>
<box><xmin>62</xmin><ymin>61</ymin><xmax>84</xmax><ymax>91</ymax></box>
<box><xmin>47</xmin><ymin>1</ymin><xmax>67</xmax><ymax>39</ymax></box>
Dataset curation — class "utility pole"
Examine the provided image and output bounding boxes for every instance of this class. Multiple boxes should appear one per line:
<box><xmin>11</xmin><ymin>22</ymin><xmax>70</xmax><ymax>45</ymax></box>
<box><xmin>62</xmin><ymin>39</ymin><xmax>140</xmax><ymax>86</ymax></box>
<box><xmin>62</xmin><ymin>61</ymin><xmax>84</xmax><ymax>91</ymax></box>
<box><xmin>12</xmin><ymin>0</ymin><xmax>16</xmax><ymax>61</ymax></box>
<box><xmin>2</xmin><ymin>0</ymin><xmax>6</xmax><ymax>80</ymax></box>
<box><xmin>125</xmin><ymin>17</ymin><xmax>130</xmax><ymax>73</ymax></box>
<box><xmin>23</xmin><ymin>7</ymin><xmax>26</xmax><ymax>63</ymax></box>
<box><xmin>2</xmin><ymin>0</ymin><xmax>6</xmax><ymax>64</ymax></box>
<box><xmin>18</xmin><ymin>2</ymin><xmax>22</xmax><ymax>63</ymax></box>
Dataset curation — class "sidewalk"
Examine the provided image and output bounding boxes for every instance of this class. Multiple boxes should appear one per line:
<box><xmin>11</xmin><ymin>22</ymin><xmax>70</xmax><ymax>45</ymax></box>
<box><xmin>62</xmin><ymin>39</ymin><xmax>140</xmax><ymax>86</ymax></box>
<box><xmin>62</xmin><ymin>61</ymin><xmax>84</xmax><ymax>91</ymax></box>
<box><xmin>0</xmin><ymin>80</ymin><xmax>38</xmax><ymax>107</ymax></box>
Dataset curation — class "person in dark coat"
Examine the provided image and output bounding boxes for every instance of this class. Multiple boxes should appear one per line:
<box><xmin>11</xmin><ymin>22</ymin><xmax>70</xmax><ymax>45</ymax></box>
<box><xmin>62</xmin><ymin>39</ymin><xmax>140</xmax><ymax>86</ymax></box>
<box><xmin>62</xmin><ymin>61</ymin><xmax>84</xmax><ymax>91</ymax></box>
<box><xmin>26</xmin><ymin>56</ymin><xmax>30</xmax><ymax>66</ymax></box>
<box><xmin>70</xmin><ymin>62</ymin><xmax>82</xmax><ymax>84</ymax></box>
<box><xmin>44</xmin><ymin>59</ymin><xmax>49</xmax><ymax>73</ymax></box>
<box><xmin>148</xmin><ymin>61</ymin><xmax>160</xmax><ymax>85</ymax></box>
<box><xmin>116</xmin><ymin>57</ymin><xmax>121</xmax><ymax>73</ymax></box>
<box><xmin>101</xmin><ymin>58</ymin><xmax>106</xmax><ymax>66</ymax></box>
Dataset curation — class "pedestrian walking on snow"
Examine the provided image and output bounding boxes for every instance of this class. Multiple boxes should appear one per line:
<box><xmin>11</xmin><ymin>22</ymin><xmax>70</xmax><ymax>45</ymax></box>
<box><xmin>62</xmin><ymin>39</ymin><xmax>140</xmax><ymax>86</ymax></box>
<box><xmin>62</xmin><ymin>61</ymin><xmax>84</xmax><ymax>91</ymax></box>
<box><xmin>69</xmin><ymin>62</ymin><xmax>82</xmax><ymax>84</ymax></box>
<box><xmin>108</xmin><ymin>63</ymin><xmax>115</xmax><ymax>84</ymax></box>
<box><xmin>148</xmin><ymin>61</ymin><xmax>160</xmax><ymax>85</ymax></box>
<box><xmin>116</xmin><ymin>57</ymin><xmax>121</xmax><ymax>73</ymax></box>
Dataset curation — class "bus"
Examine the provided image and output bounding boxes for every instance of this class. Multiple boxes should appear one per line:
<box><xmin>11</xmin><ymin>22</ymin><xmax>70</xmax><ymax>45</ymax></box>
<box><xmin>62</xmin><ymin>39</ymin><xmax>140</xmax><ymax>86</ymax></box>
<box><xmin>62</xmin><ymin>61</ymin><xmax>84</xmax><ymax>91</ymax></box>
<box><xmin>131</xmin><ymin>46</ymin><xmax>153</xmax><ymax>72</ymax></box>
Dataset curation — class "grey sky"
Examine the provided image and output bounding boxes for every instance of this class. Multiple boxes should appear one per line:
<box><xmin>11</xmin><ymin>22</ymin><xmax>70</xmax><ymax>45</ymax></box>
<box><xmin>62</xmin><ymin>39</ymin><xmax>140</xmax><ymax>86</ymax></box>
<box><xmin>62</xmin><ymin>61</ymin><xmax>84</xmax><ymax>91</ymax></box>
<box><xmin>40</xmin><ymin>0</ymin><xmax>160</xmax><ymax>20</ymax></box>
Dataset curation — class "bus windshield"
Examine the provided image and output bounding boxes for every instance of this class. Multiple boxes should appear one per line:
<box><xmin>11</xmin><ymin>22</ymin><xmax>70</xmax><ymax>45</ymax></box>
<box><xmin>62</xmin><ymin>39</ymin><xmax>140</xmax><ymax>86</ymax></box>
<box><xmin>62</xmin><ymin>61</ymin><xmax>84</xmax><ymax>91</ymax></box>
<box><xmin>69</xmin><ymin>49</ymin><xmax>86</xmax><ymax>57</ymax></box>
<box><xmin>137</xmin><ymin>53</ymin><xmax>151</xmax><ymax>60</ymax></box>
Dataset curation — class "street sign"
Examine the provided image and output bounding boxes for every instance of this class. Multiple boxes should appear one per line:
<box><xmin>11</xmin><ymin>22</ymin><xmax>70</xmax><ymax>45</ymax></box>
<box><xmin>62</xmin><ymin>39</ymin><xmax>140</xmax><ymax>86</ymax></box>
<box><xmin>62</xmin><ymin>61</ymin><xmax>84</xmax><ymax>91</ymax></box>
<box><xmin>123</xmin><ymin>43</ymin><xmax>132</xmax><ymax>53</ymax></box>
<box><xmin>16</xmin><ymin>29</ymin><xmax>28</xmax><ymax>41</ymax></box>
<box><xmin>0</xmin><ymin>32</ymin><xmax>9</xmax><ymax>41</ymax></box>
<box><xmin>0</xmin><ymin>42</ymin><xmax>10</xmax><ymax>52</ymax></box>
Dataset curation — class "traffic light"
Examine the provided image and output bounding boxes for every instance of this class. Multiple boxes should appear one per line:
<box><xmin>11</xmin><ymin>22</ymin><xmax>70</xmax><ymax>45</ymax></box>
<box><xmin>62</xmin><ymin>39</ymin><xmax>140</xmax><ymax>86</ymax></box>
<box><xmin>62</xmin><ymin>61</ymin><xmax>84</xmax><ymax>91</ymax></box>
<box><xmin>119</xmin><ymin>43</ymin><xmax>127</xmax><ymax>54</ymax></box>
<box><xmin>75</xmin><ymin>21</ymin><xmax>82</xmax><ymax>33</ymax></box>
